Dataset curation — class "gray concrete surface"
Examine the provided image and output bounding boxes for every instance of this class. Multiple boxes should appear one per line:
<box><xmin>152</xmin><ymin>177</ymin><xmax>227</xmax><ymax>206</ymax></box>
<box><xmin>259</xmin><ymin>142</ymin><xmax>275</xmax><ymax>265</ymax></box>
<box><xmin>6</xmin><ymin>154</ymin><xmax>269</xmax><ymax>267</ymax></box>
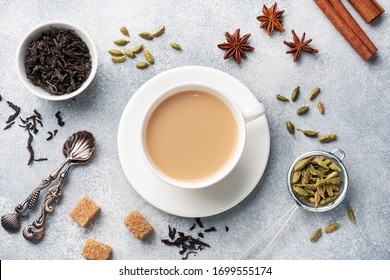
<box><xmin>0</xmin><ymin>0</ymin><xmax>389</xmax><ymax>260</ymax></box>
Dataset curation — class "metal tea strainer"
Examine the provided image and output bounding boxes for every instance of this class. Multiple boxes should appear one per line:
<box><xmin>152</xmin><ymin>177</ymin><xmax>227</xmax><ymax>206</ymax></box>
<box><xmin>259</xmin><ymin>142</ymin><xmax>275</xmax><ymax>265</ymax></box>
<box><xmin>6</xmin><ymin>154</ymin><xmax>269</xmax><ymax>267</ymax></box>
<box><xmin>240</xmin><ymin>148</ymin><xmax>349</xmax><ymax>259</ymax></box>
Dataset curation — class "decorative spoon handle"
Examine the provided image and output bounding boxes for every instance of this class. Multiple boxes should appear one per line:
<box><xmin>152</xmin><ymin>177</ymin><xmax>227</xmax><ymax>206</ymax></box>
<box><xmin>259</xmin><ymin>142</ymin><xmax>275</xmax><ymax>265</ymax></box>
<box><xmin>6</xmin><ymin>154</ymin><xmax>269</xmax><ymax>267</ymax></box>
<box><xmin>22</xmin><ymin>164</ymin><xmax>71</xmax><ymax>242</ymax></box>
<box><xmin>1</xmin><ymin>159</ymin><xmax>69</xmax><ymax>233</ymax></box>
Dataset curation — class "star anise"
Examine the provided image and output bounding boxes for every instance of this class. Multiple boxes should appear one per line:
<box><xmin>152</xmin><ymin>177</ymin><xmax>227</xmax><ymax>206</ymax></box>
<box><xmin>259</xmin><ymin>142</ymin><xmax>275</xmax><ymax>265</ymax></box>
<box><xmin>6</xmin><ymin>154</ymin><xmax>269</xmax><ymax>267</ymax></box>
<box><xmin>217</xmin><ymin>29</ymin><xmax>255</xmax><ymax>64</ymax></box>
<box><xmin>283</xmin><ymin>30</ymin><xmax>319</xmax><ymax>62</ymax></box>
<box><xmin>256</xmin><ymin>2</ymin><xmax>285</xmax><ymax>36</ymax></box>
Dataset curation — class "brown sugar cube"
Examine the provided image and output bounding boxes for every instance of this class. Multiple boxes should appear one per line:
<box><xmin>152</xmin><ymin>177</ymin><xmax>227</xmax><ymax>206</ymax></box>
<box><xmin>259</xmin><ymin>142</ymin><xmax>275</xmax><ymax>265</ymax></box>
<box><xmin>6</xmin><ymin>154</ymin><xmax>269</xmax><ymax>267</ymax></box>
<box><xmin>124</xmin><ymin>210</ymin><xmax>153</xmax><ymax>240</ymax></box>
<box><xmin>70</xmin><ymin>197</ymin><xmax>101</xmax><ymax>227</ymax></box>
<box><xmin>82</xmin><ymin>239</ymin><xmax>112</xmax><ymax>260</ymax></box>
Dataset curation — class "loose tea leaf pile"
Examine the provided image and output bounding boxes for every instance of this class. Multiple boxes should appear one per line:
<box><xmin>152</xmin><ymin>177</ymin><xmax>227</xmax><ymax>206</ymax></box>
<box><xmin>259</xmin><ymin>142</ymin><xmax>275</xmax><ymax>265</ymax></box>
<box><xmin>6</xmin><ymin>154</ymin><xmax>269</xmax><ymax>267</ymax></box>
<box><xmin>25</xmin><ymin>27</ymin><xmax>92</xmax><ymax>95</ymax></box>
<box><xmin>292</xmin><ymin>155</ymin><xmax>343</xmax><ymax>207</ymax></box>
<box><xmin>162</xmin><ymin>218</ymin><xmax>228</xmax><ymax>260</ymax></box>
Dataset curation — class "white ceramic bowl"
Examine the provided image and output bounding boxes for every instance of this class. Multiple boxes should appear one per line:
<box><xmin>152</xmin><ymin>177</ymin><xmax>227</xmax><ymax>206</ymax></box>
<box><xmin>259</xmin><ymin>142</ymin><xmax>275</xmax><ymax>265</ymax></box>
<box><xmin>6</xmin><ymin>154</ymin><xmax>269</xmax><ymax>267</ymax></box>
<box><xmin>16</xmin><ymin>21</ymin><xmax>98</xmax><ymax>101</ymax></box>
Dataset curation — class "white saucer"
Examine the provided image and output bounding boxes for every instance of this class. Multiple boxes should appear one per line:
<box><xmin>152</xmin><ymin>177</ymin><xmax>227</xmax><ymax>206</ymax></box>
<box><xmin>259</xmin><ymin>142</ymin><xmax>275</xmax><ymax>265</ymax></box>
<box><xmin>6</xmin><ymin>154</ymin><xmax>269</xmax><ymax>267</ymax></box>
<box><xmin>118</xmin><ymin>66</ymin><xmax>270</xmax><ymax>217</ymax></box>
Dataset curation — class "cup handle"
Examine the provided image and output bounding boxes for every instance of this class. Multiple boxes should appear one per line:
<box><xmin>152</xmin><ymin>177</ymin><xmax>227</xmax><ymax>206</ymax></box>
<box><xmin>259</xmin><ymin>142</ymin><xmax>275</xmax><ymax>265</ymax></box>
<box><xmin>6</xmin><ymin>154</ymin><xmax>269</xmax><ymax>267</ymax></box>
<box><xmin>242</xmin><ymin>102</ymin><xmax>266</xmax><ymax>123</ymax></box>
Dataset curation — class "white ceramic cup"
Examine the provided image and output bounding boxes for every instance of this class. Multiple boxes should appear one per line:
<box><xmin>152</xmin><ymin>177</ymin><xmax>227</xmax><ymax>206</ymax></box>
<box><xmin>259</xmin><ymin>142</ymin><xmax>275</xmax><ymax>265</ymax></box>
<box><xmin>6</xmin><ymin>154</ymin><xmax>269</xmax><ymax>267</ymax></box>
<box><xmin>140</xmin><ymin>83</ymin><xmax>265</xmax><ymax>189</ymax></box>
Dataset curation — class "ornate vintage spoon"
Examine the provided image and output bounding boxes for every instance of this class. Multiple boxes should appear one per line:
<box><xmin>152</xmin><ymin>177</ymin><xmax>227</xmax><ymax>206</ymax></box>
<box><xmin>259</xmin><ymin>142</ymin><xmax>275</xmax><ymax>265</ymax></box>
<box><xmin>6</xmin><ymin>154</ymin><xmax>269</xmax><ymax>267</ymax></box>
<box><xmin>22</xmin><ymin>130</ymin><xmax>95</xmax><ymax>242</ymax></box>
<box><xmin>1</xmin><ymin>131</ymin><xmax>95</xmax><ymax>233</ymax></box>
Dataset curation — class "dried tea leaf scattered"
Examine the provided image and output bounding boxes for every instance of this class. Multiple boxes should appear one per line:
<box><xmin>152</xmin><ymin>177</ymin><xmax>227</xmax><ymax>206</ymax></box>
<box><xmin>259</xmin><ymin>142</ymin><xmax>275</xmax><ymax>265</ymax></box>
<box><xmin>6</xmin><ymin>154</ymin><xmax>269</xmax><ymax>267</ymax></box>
<box><xmin>120</xmin><ymin>26</ymin><xmax>130</xmax><ymax>37</ymax></box>
<box><xmin>55</xmin><ymin>111</ymin><xmax>65</xmax><ymax>127</ymax></box>
<box><xmin>4</xmin><ymin>122</ymin><xmax>15</xmax><ymax>130</ymax></box>
<box><xmin>318</xmin><ymin>133</ymin><xmax>337</xmax><ymax>143</ymax></box>
<box><xmin>347</xmin><ymin>205</ymin><xmax>356</xmax><ymax>224</ymax></box>
<box><xmin>310</xmin><ymin>228</ymin><xmax>322</xmax><ymax>242</ymax></box>
<box><xmin>6</xmin><ymin>101</ymin><xmax>21</xmax><ymax>123</ymax></box>
<box><xmin>276</xmin><ymin>94</ymin><xmax>289</xmax><ymax>102</ymax></box>
<box><xmin>309</xmin><ymin>87</ymin><xmax>320</xmax><ymax>100</ymax></box>
<box><xmin>325</xmin><ymin>223</ymin><xmax>340</xmax><ymax>234</ymax></box>
<box><xmin>291</xmin><ymin>86</ymin><xmax>300</xmax><ymax>101</ymax></box>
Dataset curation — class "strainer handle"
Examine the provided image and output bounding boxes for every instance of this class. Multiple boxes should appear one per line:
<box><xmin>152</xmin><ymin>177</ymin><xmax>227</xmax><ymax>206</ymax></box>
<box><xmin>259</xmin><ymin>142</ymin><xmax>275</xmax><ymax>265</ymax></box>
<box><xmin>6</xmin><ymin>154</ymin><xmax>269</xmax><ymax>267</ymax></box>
<box><xmin>240</xmin><ymin>204</ymin><xmax>299</xmax><ymax>259</ymax></box>
<box><xmin>332</xmin><ymin>149</ymin><xmax>345</xmax><ymax>160</ymax></box>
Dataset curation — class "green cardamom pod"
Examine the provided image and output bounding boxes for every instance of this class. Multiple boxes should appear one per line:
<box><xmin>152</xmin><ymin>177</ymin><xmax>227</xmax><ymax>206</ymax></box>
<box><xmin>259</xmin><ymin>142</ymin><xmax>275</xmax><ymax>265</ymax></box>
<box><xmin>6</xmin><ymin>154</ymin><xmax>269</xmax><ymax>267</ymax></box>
<box><xmin>294</xmin><ymin>156</ymin><xmax>314</xmax><ymax>171</ymax></box>
<box><xmin>111</xmin><ymin>55</ymin><xmax>126</xmax><ymax>63</ymax></box>
<box><xmin>124</xmin><ymin>48</ymin><xmax>136</xmax><ymax>58</ymax></box>
<box><xmin>317</xmin><ymin>100</ymin><xmax>325</xmax><ymax>115</ymax></box>
<box><xmin>326</xmin><ymin>185</ymin><xmax>334</xmax><ymax>196</ymax></box>
<box><xmin>296</xmin><ymin>105</ymin><xmax>310</xmax><ymax>115</ymax></box>
<box><xmin>136</xmin><ymin>62</ymin><xmax>149</xmax><ymax>69</ymax></box>
<box><xmin>314</xmin><ymin>191</ymin><xmax>321</xmax><ymax>207</ymax></box>
<box><xmin>301</xmin><ymin>168</ymin><xmax>310</xmax><ymax>184</ymax></box>
<box><xmin>108</xmin><ymin>49</ymin><xmax>125</xmax><ymax>56</ymax></box>
<box><xmin>313</xmin><ymin>157</ymin><xmax>329</xmax><ymax>169</ymax></box>
<box><xmin>328</xmin><ymin>177</ymin><xmax>343</xmax><ymax>185</ymax></box>
<box><xmin>131</xmin><ymin>44</ymin><xmax>144</xmax><ymax>53</ymax></box>
<box><xmin>329</xmin><ymin>162</ymin><xmax>341</xmax><ymax>172</ymax></box>
<box><xmin>151</xmin><ymin>25</ymin><xmax>165</xmax><ymax>37</ymax></box>
<box><xmin>319</xmin><ymin>196</ymin><xmax>337</xmax><ymax>206</ymax></box>
<box><xmin>276</xmin><ymin>94</ymin><xmax>289</xmax><ymax>102</ymax></box>
<box><xmin>325</xmin><ymin>223</ymin><xmax>340</xmax><ymax>234</ymax></box>
<box><xmin>293</xmin><ymin>186</ymin><xmax>310</xmax><ymax>197</ymax></box>
<box><xmin>170</xmin><ymin>42</ymin><xmax>182</xmax><ymax>51</ymax></box>
<box><xmin>309</xmin><ymin>87</ymin><xmax>320</xmax><ymax>100</ymax></box>
<box><xmin>139</xmin><ymin>32</ymin><xmax>153</xmax><ymax>40</ymax></box>
<box><xmin>292</xmin><ymin>171</ymin><xmax>301</xmax><ymax>183</ymax></box>
<box><xmin>120</xmin><ymin>26</ymin><xmax>130</xmax><ymax>37</ymax></box>
<box><xmin>318</xmin><ymin>133</ymin><xmax>337</xmax><ymax>143</ymax></box>
<box><xmin>297</xmin><ymin>129</ymin><xmax>319</xmax><ymax>137</ymax></box>
<box><xmin>286</xmin><ymin>121</ymin><xmax>295</xmax><ymax>137</ymax></box>
<box><xmin>310</xmin><ymin>228</ymin><xmax>322</xmax><ymax>242</ymax></box>
<box><xmin>317</xmin><ymin>185</ymin><xmax>326</xmax><ymax>199</ymax></box>
<box><xmin>113</xmin><ymin>39</ymin><xmax>130</xmax><ymax>46</ymax></box>
<box><xmin>291</xmin><ymin>86</ymin><xmax>300</xmax><ymax>101</ymax></box>
<box><xmin>347</xmin><ymin>205</ymin><xmax>356</xmax><ymax>224</ymax></box>
<box><xmin>143</xmin><ymin>48</ymin><xmax>154</xmax><ymax>64</ymax></box>
<box><xmin>326</xmin><ymin>171</ymin><xmax>339</xmax><ymax>180</ymax></box>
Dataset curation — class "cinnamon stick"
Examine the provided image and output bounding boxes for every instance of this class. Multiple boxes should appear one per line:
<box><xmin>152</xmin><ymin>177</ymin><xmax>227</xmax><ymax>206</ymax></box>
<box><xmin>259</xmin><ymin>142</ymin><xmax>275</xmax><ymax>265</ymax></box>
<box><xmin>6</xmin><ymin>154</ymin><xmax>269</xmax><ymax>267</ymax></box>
<box><xmin>314</xmin><ymin>0</ymin><xmax>376</xmax><ymax>61</ymax></box>
<box><xmin>329</xmin><ymin>0</ymin><xmax>377</xmax><ymax>54</ymax></box>
<box><xmin>348</xmin><ymin>0</ymin><xmax>385</xmax><ymax>23</ymax></box>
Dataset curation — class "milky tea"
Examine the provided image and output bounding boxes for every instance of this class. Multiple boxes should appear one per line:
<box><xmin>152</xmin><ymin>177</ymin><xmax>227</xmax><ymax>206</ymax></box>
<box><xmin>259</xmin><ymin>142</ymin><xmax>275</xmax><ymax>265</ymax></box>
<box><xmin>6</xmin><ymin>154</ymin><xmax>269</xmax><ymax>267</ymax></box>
<box><xmin>145</xmin><ymin>90</ymin><xmax>238</xmax><ymax>182</ymax></box>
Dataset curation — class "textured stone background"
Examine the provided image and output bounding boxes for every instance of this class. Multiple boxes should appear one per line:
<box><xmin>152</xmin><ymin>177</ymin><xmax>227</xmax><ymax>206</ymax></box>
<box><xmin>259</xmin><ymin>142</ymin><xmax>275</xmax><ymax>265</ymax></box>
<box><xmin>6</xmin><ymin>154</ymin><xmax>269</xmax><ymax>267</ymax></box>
<box><xmin>0</xmin><ymin>0</ymin><xmax>389</xmax><ymax>260</ymax></box>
